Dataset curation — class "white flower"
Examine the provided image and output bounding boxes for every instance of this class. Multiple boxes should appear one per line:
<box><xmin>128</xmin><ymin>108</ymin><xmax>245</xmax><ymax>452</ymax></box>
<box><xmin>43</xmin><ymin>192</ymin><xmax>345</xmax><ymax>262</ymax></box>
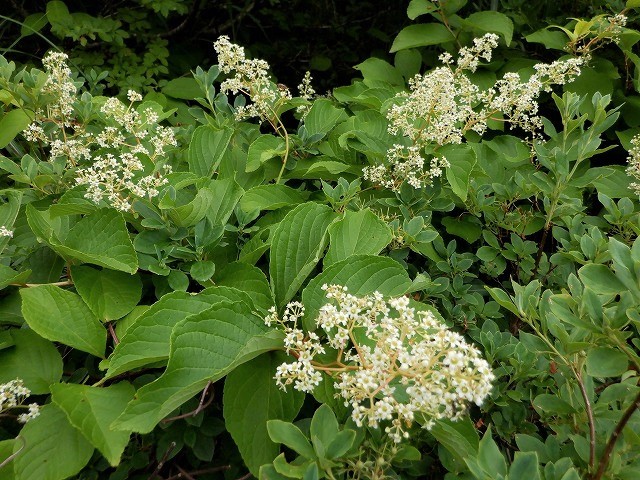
<box><xmin>0</xmin><ymin>226</ymin><xmax>13</xmax><ymax>238</ymax></box>
<box><xmin>267</xmin><ymin>286</ymin><xmax>494</xmax><ymax>443</ymax></box>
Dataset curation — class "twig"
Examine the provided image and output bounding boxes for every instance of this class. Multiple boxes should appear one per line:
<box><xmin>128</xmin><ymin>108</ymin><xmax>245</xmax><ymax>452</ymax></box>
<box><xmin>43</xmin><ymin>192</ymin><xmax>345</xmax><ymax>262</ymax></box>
<box><xmin>175</xmin><ymin>465</ymin><xmax>196</xmax><ymax>480</ymax></box>
<box><xmin>108</xmin><ymin>323</ymin><xmax>120</xmax><ymax>345</ymax></box>
<box><xmin>574</xmin><ymin>369</ymin><xmax>596</xmax><ymax>470</ymax></box>
<box><xmin>148</xmin><ymin>441</ymin><xmax>176</xmax><ymax>480</ymax></box>
<box><xmin>0</xmin><ymin>435</ymin><xmax>25</xmax><ymax>470</ymax></box>
<box><xmin>11</xmin><ymin>280</ymin><xmax>73</xmax><ymax>288</ymax></box>
<box><xmin>592</xmin><ymin>389</ymin><xmax>640</xmax><ymax>480</ymax></box>
<box><xmin>165</xmin><ymin>465</ymin><xmax>231</xmax><ymax>480</ymax></box>
<box><xmin>161</xmin><ymin>381</ymin><xmax>213</xmax><ymax>424</ymax></box>
<box><xmin>236</xmin><ymin>473</ymin><xmax>252</xmax><ymax>480</ymax></box>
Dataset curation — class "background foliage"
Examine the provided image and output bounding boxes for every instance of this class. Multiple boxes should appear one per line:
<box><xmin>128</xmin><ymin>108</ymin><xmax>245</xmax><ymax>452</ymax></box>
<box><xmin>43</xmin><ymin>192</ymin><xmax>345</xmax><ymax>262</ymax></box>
<box><xmin>0</xmin><ymin>1</ymin><xmax>640</xmax><ymax>480</ymax></box>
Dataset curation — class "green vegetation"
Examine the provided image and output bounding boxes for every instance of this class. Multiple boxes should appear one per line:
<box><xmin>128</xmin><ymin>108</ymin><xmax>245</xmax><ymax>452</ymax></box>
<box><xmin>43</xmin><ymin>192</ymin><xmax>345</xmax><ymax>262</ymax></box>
<box><xmin>1</xmin><ymin>1</ymin><xmax>640</xmax><ymax>479</ymax></box>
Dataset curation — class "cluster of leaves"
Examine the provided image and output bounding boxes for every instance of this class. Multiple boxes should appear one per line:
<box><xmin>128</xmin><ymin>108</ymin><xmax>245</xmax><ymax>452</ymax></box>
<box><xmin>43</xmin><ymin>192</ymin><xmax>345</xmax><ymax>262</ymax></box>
<box><xmin>0</xmin><ymin>1</ymin><xmax>640</xmax><ymax>480</ymax></box>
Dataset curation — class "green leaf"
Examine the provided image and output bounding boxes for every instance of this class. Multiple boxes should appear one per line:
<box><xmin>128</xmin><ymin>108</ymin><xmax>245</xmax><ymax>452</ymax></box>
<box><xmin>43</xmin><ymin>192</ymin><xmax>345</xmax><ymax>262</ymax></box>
<box><xmin>21</xmin><ymin>285</ymin><xmax>106</xmax><ymax>358</ymax></box>
<box><xmin>223</xmin><ymin>352</ymin><xmax>305</xmax><ymax>475</ymax></box>
<box><xmin>477</xmin><ymin>427</ymin><xmax>507</xmax><ymax>477</ymax></box>
<box><xmin>112</xmin><ymin>302</ymin><xmax>282</xmax><ymax>433</ymax></box>
<box><xmin>628</xmin><ymin>0</ymin><xmax>640</xmax><ymax>8</ymax></box>
<box><xmin>20</xmin><ymin>13</ymin><xmax>49</xmax><ymax>37</ymax></box>
<box><xmin>443</xmin><ymin>144</ymin><xmax>477</xmax><ymax>202</ymax></box>
<box><xmin>13</xmin><ymin>404</ymin><xmax>94</xmax><ymax>480</ymax></box>
<box><xmin>303</xmin><ymin>99</ymin><xmax>348</xmax><ymax>138</ymax></box>
<box><xmin>240</xmin><ymin>185</ymin><xmax>308</xmax><ymax>214</ymax></box>
<box><xmin>390</xmin><ymin>24</ymin><xmax>454</xmax><ymax>53</ymax></box>
<box><xmin>578</xmin><ymin>264</ymin><xmax>626</xmax><ymax>296</ymax></box>
<box><xmin>190</xmin><ymin>261</ymin><xmax>216</xmax><ymax>282</ymax></box>
<box><xmin>407</xmin><ymin>0</ymin><xmax>438</xmax><ymax>19</ymax></box>
<box><xmin>205</xmin><ymin>178</ymin><xmax>244</xmax><ymax>225</ymax></box>
<box><xmin>165</xmin><ymin>188</ymin><xmax>215</xmax><ymax>227</ymax></box>
<box><xmin>54</xmin><ymin>209</ymin><xmax>138</xmax><ymax>274</ymax></box>
<box><xmin>188</xmin><ymin>126</ymin><xmax>233</xmax><ymax>177</ymax></box>
<box><xmin>325</xmin><ymin>430</ymin><xmax>356</xmax><ymax>459</ymax></box>
<box><xmin>353</xmin><ymin>58</ymin><xmax>405</xmax><ymax>87</ymax></box>
<box><xmin>0</xmin><ymin>329</ymin><xmax>62</xmax><ymax>394</ymax></box>
<box><xmin>267</xmin><ymin>420</ymin><xmax>316</xmax><ymax>459</ymax></box>
<box><xmin>0</xmin><ymin>110</ymin><xmax>32</xmax><ymax>149</ymax></box>
<box><xmin>270</xmin><ymin>202</ymin><xmax>338</xmax><ymax>308</ymax></box>
<box><xmin>0</xmin><ymin>265</ymin><xmax>31</xmax><ymax>290</ymax></box>
<box><xmin>509</xmin><ymin>452</ymin><xmax>540</xmax><ymax>480</ymax></box>
<box><xmin>532</xmin><ymin>394</ymin><xmax>577</xmax><ymax>414</ymax></box>
<box><xmin>430</xmin><ymin>418</ymin><xmax>479</xmax><ymax>466</ymax></box>
<box><xmin>162</xmin><ymin>77</ymin><xmax>202</xmax><ymax>100</ymax></box>
<box><xmin>0</xmin><ymin>439</ymin><xmax>15</xmax><ymax>480</ymax></box>
<box><xmin>247</xmin><ymin>135</ymin><xmax>286</xmax><ymax>173</ymax></box>
<box><xmin>302</xmin><ymin>255</ymin><xmax>412</xmax><ymax>330</ymax></box>
<box><xmin>586</xmin><ymin>347</ymin><xmax>629</xmax><ymax>377</ymax></box>
<box><xmin>0</xmin><ymin>190</ymin><xmax>22</xmax><ymax>255</ymax></box>
<box><xmin>50</xmin><ymin>382</ymin><xmax>135</xmax><ymax>466</ymax></box>
<box><xmin>325</xmin><ymin>209</ymin><xmax>393</xmax><ymax>266</ymax></box>
<box><xmin>464</xmin><ymin>11</ymin><xmax>514</xmax><ymax>46</ymax></box>
<box><xmin>213</xmin><ymin>262</ymin><xmax>275</xmax><ymax>315</ymax></box>
<box><xmin>72</xmin><ymin>266</ymin><xmax>142</xmax><ymax>321</ymax></box>
<box><xmin>105</xmin><ymin>287</ymin><xmax>254</xmax><ymax>378</ymax></box>
<box><xmin>526</xmin><ymin>28</ymin><xmax>570</xmax><ymax>50</ymax></box>
<box><xmin>310</xmin><ymin>404</ymin><xmax>339</xmax><ymax>449</ymax></box>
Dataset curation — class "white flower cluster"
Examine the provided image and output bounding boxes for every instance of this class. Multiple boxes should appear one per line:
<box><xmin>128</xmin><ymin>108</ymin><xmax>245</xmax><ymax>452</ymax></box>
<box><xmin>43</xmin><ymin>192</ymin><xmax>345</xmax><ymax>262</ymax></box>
<box><xmin>76</xmin><ymin>153</ymin><xmax>171</xmax><ymax>212</ymax></box>
<box><xmin>0</xmin><ymin>379</ymin><xmax>40</xmax><ymax>424</ymax></box>
<box><xmin>626</xmin><ymin>134</ymin><xmax>640</xmax><ymax>196</ymax></box>
<box><xmin>214</xmin><ymin>36</ymin><xmax>292</xmax><ymax>122</ymax></box>
<box><xmin>21</xmin><ymin>52</ymin><xmax>176</xmax><ymax>212</ymax></box>
<box><xmin>0</xmin><ymin>226</ymin><xmax>13</xmax><ymax>237</ymax></box>
<box><xmin>267</xmin><ymin>286</ymin><xmax>494</xmax><ymax>443</ymax></box>
<box><xmin>41</xmin><ymin>51</ymin><xmax>77</xmax><ymax>121</ymax></box>
<box><xmin>364</xmin><ymin>34</ymin><xmax>585</xmax><ymax>191</ymax></box>
<box><xmin>364</xmin><ymin>145</ymin><xmax>450</xmax><ymax>190</ymax></box>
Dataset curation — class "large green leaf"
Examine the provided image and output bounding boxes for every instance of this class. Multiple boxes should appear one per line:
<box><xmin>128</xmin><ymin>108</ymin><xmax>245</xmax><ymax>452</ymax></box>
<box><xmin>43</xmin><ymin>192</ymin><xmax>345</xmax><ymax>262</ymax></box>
<box><xmin>0</xmin><ymin>110</ymin><xmax>32</xmax><ymax>148</ymax></box>
<box><xmin>112</xmin><ymin>302</ymin><xmax>283</xmax><ymax>433</ymax></box>
<box><xmin>213</xmin><ymin>262</ymin><xmax>275</xmax><ymax>315</ymax></box>
<box><xmin>51</xmin><ymin>383</ymin><xmax>135</xmax><ymax>466</ymax></box>
<box><xmin>239</xmin><ymin>184</ymin><xmax>308</xmax><ymax>214</ymax></box>
<box><xmin>26</xmin><ymin>206</ymin><xmax>138</xmax><ymax>274</ymax></box>
<box><xmin>270</xmin><ymin>202</ymin><xmax>338</xmax><ymax>307</ymax></box>
<box><xmin>390</xmin><ymin>24</ymin><xmax>454</xmax><ymax>53</ymax></box>
<box><xmin>21</xmin><ymin>285</ymin><xmax>106</xmax><ymax>358</ymax></box>
<box><xmin>325</xmin><ymin>209</ymin><xmax>393</xmax><ymax>266</ymax></box>
<box><xmin>443</xmin><ymin>144</ymin><xmax>477</xmax><ymax>202</ymax></box>
<box><xmin>578</xmin><ymin>264</ymin><xmax>627</xmax><ymax>296</ymax></box>
<box><xmin>165</xmin><ymin>187</ymin><xmax>215</xmax><ymax>227</ymax></box>
<box><xmin>303</xmin><ymin>99</ymin><xmax>348</xmax><ymax>138</ymax></box>
<box><xmin>586</xmin><ymin>347</ymin><xmax>629</xmax><ymax>377</ymax></box>
<box><xmin>302</xmin><ymin>255</ymin><xmax>412</xmax><ymax>329</ymax></box>
<box><xmin>205</xmin><ymin>178</ymin><xmax>244</xmax><ymax>225</ymax></box>
<box><xmin>13</xmin><ymin>404</ymin><xmax>94</xmax><ymax>480</ymax></box>
<box><xmin>464</xmin><ymin>11</ymin><xmax>514</xmax><ymax>46</ymax></box>
<box><xmin>0</xmin><ymin>439</ymin><xmax>15</xmax><ymax>480</ymax></box>
<box><xmin>246</xmin><ymin>135</ymin><xmax>286</xmax><ymax>172</ymax></box>
<box><xmin>223</xmin><ymin>352</ymin><xmax>304</xmax><ymax>475</ymax></box>
<box><xmin>188</xmin><ymin>125</ymin><xmax>233</xmax><ymax>177</ymax></box>
<box><xmin>72</xmin><ymin>266</ymin><xmax>142</xmax><ymax>321</ymax></box>
<box><xmin>429</xmin><ymin>418</ymin><xmax>479</xmax><ymax>467</ymax></box>
<box><xmin>0</xmin><ymin>329</ymin><xmax>62</xmax><ymax>394</ymax></box>
<box><xmin>104</xmin><ymin>287</ymin><xmax>254</xmax><ymax>378</ymax></box>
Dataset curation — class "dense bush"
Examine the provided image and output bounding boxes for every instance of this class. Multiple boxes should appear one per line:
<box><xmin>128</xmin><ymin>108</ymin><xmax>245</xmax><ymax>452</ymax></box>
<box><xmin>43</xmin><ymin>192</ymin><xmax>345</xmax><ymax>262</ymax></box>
<box><xmin>1</xmin><ymin>1</ymin><xmax>640</xmax><ymax>479</ymax></box>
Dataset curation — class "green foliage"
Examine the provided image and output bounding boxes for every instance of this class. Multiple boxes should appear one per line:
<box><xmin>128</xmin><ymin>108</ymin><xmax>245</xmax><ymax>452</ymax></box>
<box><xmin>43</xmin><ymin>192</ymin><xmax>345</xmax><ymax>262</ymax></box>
<box><xmin>1</xmin><ymin>2</ymin><xmax>640</xmax><ymax>479</ymax></box>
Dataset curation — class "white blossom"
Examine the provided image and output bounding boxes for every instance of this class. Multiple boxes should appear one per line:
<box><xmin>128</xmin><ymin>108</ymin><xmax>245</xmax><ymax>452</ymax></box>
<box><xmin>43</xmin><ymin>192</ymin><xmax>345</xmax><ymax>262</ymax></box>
<box><xmin>267</xmin><ymin>286</ymin><xmax>494</xmax><ymax>443</ymax></box>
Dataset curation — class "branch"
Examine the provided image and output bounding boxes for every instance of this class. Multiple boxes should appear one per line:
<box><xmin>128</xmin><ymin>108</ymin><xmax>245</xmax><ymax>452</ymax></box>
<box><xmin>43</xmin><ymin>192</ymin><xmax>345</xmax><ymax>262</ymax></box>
<box><xmin>161</xmin><ymin>381</ymin><xmax>213</xmax><ymax>424</ymax></box>
<box><xmin>592</xmin><ymin>389</ymin><xmax>640</xmax><ymax>480</ymax></box>
<box><xmin>0</xmin><ymin>436</ymin><xmax>25</xmax><ymax>470</ymax></box>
